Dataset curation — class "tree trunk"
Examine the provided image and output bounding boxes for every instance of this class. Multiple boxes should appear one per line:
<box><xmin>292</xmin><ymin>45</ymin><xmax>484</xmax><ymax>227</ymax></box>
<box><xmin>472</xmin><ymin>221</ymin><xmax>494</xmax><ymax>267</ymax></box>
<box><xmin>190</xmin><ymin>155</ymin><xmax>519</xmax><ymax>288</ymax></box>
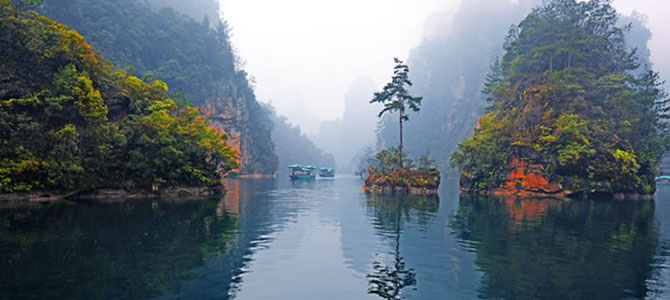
<box><xmin>399</xmin><ymin>112</ymin><xmax>403</xmax><ymax>168</ymax></box>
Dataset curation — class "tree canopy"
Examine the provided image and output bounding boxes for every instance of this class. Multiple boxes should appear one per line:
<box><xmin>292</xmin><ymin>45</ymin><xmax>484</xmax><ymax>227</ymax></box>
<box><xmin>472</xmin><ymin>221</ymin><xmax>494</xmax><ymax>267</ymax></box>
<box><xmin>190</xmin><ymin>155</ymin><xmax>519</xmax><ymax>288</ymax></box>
<box><xmin>41</xmin><ymin>0</ymin><xmax>277</xmax><ymax>175</ymax></box>
<box><xmin>0</xmin><ymin>1</ymin><xmax>237</xmax><ymax>193</ymax></box>
<box><xmin>451</xmin><ymin>0</ymin><xmax>669</xmax><ymax>196</ymax></box>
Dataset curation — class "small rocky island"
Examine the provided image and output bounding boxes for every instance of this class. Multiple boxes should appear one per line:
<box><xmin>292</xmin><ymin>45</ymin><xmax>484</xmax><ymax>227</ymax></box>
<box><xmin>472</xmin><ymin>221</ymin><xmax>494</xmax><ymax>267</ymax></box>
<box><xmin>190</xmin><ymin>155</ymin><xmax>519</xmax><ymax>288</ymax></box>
<box><xmin>364</xmin><ymin>166</ymin><xmax>441</xmax><ymax>195</ymax></box>
<box><xmin>363</xmin><ymin>148</ymin><xmax>440</xmax><ymax>195</ymax></box>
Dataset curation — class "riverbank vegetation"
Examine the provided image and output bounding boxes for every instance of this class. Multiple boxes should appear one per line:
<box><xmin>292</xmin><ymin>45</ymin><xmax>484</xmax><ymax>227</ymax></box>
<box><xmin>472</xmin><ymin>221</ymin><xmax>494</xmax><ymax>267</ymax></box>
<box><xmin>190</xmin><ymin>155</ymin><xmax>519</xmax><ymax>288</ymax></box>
<box><xmin>451</xmin><ymin>0</ymin><xmax>669</xmax><ymax>197</ymax></box>
<box><xmin>0</xmin><ymin>1</ymin><xmax>238</xmax><ymax>194</ymax></box>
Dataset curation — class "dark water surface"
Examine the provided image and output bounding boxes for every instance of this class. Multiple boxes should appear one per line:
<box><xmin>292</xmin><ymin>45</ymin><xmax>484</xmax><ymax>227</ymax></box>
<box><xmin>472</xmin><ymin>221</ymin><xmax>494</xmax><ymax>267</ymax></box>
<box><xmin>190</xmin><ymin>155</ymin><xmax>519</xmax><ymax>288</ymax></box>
<box><xmin>1</xmin><ymin>176</ymin><xmax>669</xmax><ymax>299</ymax></box>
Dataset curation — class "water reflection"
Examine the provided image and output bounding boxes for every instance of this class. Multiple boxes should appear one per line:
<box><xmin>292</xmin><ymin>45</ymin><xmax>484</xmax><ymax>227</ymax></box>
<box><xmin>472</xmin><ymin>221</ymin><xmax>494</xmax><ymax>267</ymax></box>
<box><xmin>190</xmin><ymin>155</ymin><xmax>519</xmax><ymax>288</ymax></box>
<box><xmin>0</xmin><ymin>178</ymin><xmax>285</xmax><ymax>300</ymax></box>
<box><xmin>0</xmin><ymin>198</ymin><xmax>239</xmax><ymax>299</ymax></box>
<box><xmin>366</xmin><ymin>194</ymin><xmax>439</xmax><ymax>299</ymax></box>
<box><xmin>1</xmin><ymin>178</ymin><xmax>668</xmax><ymax>299</ymax></box>
<box><xmin>451</xmin><ymin>195</ymin><xmax>658</xmax><ymax>299</ymax></box>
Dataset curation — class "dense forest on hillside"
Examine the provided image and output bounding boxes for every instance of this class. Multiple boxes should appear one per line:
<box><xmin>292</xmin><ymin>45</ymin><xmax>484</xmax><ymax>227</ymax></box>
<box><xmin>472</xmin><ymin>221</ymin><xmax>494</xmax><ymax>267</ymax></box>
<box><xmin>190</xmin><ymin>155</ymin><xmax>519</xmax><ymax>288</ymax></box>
<box><xmin>451</xmin><ymin>0</ymin><xmax>669</xmax><ymax>196</ymax></box>
<box><xmin>0</xmin><ymin>1</ymin><xmax>237</xmax><ymax>193</ymax></box>
<box><xmin>41</xmin><ymin>0</ymin><xmax>278</xmax><ymax>175</ymax></box>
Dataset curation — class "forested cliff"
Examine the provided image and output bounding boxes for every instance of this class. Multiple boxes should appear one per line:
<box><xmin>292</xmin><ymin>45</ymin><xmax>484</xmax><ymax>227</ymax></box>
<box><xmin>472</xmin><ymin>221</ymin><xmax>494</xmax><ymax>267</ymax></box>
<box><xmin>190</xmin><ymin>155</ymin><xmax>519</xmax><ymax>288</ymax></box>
<box><xmin>452</xmin><ymin>0</ymin><xmax>669</xmax><ymax>196</ymax></box>
<box><xmin>376</xmin><ymin>0</ymin><xmax>538</xmax><ymax>172</ymax></box>
<box><xmin>0</xmin><ymin>1</ymin><xmax>238</xmax><ymax>193</ymax></box>
<box><xmin>42</xmin><ymin>0</ymin><xmax>278</xmax><ymax>175</ymax></box>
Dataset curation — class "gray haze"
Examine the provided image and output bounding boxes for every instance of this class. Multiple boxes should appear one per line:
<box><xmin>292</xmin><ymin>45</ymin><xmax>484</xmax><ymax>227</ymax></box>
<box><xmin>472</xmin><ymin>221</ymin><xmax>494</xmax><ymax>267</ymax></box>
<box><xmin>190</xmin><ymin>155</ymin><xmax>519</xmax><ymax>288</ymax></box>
<box><xmin>313</xmin><ymin>76</ymin><xmax>380</xmax><ymax>172</ymax></box>
<box><xmin>218</xmin><ymin>0</ymin><xmax>457</xmax><ymax>134</ymax></box>
<box><xmin>218</xmin><ymin>0</ymin><xmax>670</xmax><ymax>136</ymax></box>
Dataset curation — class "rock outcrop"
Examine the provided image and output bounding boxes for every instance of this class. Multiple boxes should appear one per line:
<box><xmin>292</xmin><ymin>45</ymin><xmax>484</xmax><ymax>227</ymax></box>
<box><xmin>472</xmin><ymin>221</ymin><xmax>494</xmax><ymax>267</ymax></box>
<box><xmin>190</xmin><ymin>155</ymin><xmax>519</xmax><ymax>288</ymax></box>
<box><xmin>461</xmin><ymin>158</ymin><xmax>572</xmax><ymax>198</ymax></box>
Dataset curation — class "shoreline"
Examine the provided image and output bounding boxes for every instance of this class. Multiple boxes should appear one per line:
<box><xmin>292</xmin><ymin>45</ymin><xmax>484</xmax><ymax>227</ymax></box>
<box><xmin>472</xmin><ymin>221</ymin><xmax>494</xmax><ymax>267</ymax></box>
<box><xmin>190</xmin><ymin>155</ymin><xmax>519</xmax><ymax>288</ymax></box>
<box><xmin>230</xmin><ymin>173</ymin><xmax>276</xmax><ymax>179</ymax></box>
<box><xmin>0</xmin><ymin>185</ymin><xmax>222</xmax><ymax>202</ymax></box>
<box><xmin>460</xmin><ymin>188</ymin><xmax>655</xmax><ymax>200</ymax></box>
<box><xmin>363</xmin><ymin>184</ymin><xmax>439</xmax><ymax>196</ymax></box>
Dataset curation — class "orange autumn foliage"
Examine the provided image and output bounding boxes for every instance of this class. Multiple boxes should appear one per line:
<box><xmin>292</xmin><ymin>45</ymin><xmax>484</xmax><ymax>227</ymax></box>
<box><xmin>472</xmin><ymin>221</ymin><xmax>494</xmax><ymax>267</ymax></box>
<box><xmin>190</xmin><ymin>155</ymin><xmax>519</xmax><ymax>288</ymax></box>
<box><xmin>495</xmin><ymin>158</ymin><xmax>570</xmax><ymax>197</ymax></box>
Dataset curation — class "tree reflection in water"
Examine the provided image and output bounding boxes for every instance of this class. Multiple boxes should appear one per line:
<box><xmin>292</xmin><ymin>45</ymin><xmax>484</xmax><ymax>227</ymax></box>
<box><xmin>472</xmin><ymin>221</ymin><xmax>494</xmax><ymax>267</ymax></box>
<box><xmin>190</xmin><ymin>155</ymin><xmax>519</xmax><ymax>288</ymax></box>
<box><xmin>450</xmin><ymin>194</ymin><xmax>658</xmax><ymax>300</ymax></box>
<box><xmin>366</xmin><ymin>194</ymin><xmax>439</xmax><ymax>299</ymax></box>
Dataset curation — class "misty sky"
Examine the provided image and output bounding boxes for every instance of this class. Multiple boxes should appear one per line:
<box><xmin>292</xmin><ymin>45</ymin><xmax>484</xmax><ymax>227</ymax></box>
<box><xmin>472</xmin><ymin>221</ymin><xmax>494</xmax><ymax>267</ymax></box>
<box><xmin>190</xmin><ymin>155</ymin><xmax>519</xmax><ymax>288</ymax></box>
<box><xmin>218</xmin><ymin>0</ymin><xmax>670</xmax><ymax>134</ymax></box>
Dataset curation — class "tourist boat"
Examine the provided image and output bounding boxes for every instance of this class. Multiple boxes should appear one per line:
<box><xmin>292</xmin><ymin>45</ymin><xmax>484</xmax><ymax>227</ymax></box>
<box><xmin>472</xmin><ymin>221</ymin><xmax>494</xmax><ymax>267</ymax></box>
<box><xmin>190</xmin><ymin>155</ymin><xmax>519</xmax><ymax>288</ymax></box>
<box><xmin>288</xmin><ymin>165</ymin><xmax>316</xmax><ymax>180</ymax></box>
<box><xmin>318</xmin><ymin>167</ymin><xmax>335</xmax><ymax>178</ymax></box>
<box><xmin>656</xmin><ymin>175</ymin><xmax>670</xmax><ymax>183</ymax></box>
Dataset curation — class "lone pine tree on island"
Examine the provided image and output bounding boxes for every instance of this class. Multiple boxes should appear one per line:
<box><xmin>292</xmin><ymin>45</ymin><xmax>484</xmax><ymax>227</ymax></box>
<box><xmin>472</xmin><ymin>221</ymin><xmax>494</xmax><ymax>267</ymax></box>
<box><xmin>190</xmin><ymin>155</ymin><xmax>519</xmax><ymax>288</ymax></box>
<box><xmin>364</xmin><ymin>58</ymin><xmax>439</xmax><ymax>195</ymax></box>
<box><xmin>370</xmin><ymin>58</ymin><xmax>422</xmax><ymax>167</ymax></box>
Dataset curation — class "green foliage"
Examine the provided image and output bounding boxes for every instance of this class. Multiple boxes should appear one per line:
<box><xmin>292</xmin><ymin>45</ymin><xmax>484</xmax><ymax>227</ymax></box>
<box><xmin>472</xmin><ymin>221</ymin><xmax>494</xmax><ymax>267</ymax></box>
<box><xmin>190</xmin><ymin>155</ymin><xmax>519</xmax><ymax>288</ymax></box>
<box><xmin>418</xmin><ymin>153</ymin><xmax>436</xmax><ymax>171</ymax></box>
<box><xmin>0</xmin><ymin>2</ymin><xmax>237</xmax><ymax>193</ymax></box>
<box><xmin>371</xmin><ymin>58</ymin><xmax>422</xmax><ymax>160</ymax></box>
<box><xmin>6</xmin><ymin>0</ymin><xmax>41</xmax><ymax>11</ymax></box>
<box><xmin>41</xmin><ymin>0</ymin><xmax>277</xmax><ymax>174</ymax></box>
<box><xmin>452</xmin><ymin>0</ymin><xmax>669</xmax><ymax>195</ymax></box>
<box><xmin>371</xmin><ymin>58</ymin><xmax>423</xmax><ymax>121</ymax></box>
<box><xmin>366</xmin><ymin>148</ymin><xmax>440</xmax><ymax>190</ymax></box>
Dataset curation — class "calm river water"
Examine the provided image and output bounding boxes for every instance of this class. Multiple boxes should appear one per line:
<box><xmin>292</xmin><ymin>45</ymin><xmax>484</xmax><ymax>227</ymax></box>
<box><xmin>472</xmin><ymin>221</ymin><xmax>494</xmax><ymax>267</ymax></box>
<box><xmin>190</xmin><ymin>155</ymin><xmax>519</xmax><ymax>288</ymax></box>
<box><xmin>1</xmin><ymin>176</ymin><xmax>669</xmax><ymax>299</ymax></box>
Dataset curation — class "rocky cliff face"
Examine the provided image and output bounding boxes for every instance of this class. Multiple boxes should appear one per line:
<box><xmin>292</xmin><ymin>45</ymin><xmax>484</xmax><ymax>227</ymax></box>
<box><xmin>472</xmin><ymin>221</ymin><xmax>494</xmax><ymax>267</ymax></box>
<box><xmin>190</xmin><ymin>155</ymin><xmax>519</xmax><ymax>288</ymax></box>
<box><xmin>201</xmin><ymin>95</ymin><xmax>261</xmax><ymax>174</ymax></box>
<box><xmin>201</xmin><ymin>99</ymin><xmax>244</xmax><ymax>169</ymax></box>
<box><xmin>461</xmin><ymin>158</ymin><xmax>572</xmax><ymax>198</ymax></box>
<box><xmin>495</xmin><ymin>159</ymin><xmax>571</xmax><ymax>197</ymax></box>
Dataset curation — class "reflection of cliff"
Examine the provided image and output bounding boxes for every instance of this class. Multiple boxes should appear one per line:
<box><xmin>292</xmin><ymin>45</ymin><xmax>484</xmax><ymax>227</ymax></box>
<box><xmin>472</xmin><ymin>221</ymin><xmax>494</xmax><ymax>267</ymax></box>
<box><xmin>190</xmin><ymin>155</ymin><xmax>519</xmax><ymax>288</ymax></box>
<box><xmin>0</xmin><ymin>179</ymin><xmax>289</xmax><ymax>299</ymax></box>
<box><xmin>651</xmin><ymin>185</ymin><xmax>670</xmax><ymax>297</ymax></box>
<box><xmin>172</xmin><ymin>178</ymin><xmax>280</xmax><ymax>298</ymax></box>
<box><xmin>0</xmin><ymin>199</ymin><xmax>240</xmax><ymax>299</ymax></box>
<box><xmin>451</xmin><ymin>195</ymin><xmax>658</xmax><ymax>299</ymax></box>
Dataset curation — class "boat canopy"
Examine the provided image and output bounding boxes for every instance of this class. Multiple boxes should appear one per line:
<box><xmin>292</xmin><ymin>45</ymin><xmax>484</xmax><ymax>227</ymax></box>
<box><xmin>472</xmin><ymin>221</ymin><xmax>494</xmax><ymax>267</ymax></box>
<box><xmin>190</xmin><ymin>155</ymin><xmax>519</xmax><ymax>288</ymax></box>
<box><xmin>288</xmin><ymin>164</ymin><xmax>302</xmax><ymax>169</ymax></box>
